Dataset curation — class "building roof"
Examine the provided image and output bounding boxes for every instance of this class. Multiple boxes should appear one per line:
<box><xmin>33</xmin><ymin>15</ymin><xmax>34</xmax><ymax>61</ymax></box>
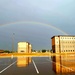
<box><xmin>51</xmin><ymin>35</ymin><xmax>75</xmax><ymax>39</ymax></box>
<box><xmin>18</xmin><ymin>42</ymin><xmax>31</xmax><ymax>45</ymax></box>
<box><xmin>0</xmin><ymin>50</ymin><xmax>4</xmax><ymax>53</ymax></box>
<box><xmin>18</xmin><ymin>42</ymin><xmax>30</xmax><ymax>44</ymax></box>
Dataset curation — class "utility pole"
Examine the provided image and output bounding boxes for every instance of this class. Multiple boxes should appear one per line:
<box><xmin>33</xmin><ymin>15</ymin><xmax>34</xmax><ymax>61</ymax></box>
<box><xmin>12</xmin><ymin>33</ymin><xmax>15</xmax><ymax>53</ymax></box>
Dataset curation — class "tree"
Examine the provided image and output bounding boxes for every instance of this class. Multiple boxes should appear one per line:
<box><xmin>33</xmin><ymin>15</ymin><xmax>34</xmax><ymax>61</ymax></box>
<box><xmin>50</xmin><ymin>49</ymin><xmax>53</xmax><ymax>53</ymax></box>
<box><xmin>4</xmin><ymin>50</ymin><xmax>11</xmax><ymax>53</ymax></box>
<box><xmin>42</xmin><ymin>49</ymin><xmax>46</xmax><ymax>53</ymax></box>
<box><xmin>32</xmin><ymin>49</ymin><xmax>36</xmax><ymax>52</ymax></box>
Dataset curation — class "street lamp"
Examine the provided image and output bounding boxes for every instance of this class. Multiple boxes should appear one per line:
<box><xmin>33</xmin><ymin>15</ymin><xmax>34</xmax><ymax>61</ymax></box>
<box><xmin>12</xmin><ymin>33</ymin><xmax>15</xmax><ymax>53</ymax></box>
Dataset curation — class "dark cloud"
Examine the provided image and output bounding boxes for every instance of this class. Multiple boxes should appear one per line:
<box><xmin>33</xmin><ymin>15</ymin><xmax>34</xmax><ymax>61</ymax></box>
<box><xmin>0</xmin><ymin>0</ymin><xmax>75</xmax><ymax>50</ymax></box>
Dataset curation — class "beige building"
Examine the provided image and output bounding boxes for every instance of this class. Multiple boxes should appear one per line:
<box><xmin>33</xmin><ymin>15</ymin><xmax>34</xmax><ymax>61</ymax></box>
<box><xmin>18</xmin><ymin>42</ymin><xmax>32</xmax><ymax>53</ymax></box>
<box><xmin>51</xmin><ymin>35</ymin><xmax>75</xmax><ymax>53</ymax></box>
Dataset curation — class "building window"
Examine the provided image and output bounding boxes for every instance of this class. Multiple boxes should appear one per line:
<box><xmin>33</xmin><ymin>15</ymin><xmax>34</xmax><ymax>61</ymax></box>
<box><xmin>21</xmin><ymin>50</ymin><xmax>24</xmax><ymax>52</ymax></box>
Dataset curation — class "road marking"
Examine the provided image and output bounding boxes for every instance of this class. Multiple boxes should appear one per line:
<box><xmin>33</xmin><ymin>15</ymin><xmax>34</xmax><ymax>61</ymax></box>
<box><xmin>32</xmin><ymin>60</ymin><xmax>39</xmax><ymax>74</ymax></box>
<box><xmin>47</xmin><ymin>59</ymin><xmax>74</xmax><ymax>71</ymax></box>
<box><xmin>0</xmin><ymin>61</ymin><xmax>16</xmax><ymax>74</ymax></box>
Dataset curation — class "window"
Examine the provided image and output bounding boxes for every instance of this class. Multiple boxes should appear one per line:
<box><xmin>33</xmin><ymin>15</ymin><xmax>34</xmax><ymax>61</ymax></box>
<box><xmin>21</xmin><ymin>50</ymin><xmax>25</xmax><ymax>52</ymax></box>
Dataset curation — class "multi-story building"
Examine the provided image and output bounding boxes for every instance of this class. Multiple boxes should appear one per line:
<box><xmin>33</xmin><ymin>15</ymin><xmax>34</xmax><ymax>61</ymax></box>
<box><xmin>18</xmin><ymin>42</ymin><xmax>32</xmax><ymax>53</ymax></box>
<box><xmin>51</xmin><ymin>35</ymin><xmax>75</xmax><ymax>53</ymax></box>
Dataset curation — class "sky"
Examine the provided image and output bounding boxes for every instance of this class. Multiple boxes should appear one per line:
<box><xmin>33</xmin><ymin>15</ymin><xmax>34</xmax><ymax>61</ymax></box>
<box><xmin>0</xmin><ymin>0</ymin><xmax>75</xmax><ymax>51</ymax></box>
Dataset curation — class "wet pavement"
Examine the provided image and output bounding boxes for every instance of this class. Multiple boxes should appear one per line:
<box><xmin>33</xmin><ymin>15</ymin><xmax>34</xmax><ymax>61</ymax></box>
<box><xmin>0</xmin><ymin>55</ymin><xmax>75</xmax><ymax>75</ymax></box>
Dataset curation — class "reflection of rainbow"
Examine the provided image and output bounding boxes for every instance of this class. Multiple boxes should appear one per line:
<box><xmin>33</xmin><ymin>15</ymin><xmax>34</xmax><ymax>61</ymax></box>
<box><xmin>0</xmin><ymin>21</ymin><xmax>68</xmax><ymax>35</ymax></box>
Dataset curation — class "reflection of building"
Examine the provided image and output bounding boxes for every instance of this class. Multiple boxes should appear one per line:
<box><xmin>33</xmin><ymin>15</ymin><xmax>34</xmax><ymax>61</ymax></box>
<box><xmin>17</xmin><ymin>57</ymin><xmax>31</xmax><ymax>67</ymax></box>
<box><xmin>18</xmin><ymin>42</ymin><xmax>32</xmax><ymax>53</ymax></box>
<box><xmin>51</xmin><ymin>35</ymin><xmax>75</xmax><ymax>53</ymax></box>
<box><xmin>52</xmin><ymin>55</ymin><xmax>75</xmax><ymax>74</ymax></box>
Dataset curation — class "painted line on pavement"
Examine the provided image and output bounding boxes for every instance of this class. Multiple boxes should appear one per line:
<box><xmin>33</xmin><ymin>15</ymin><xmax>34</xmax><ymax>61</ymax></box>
<box><xmin>32</xmin><ymin>60</ymin><xmax>39</xmax><ymax>74</ymax></box>
<box><xmin>0</xmin><ymin>61</ymin><xmax>16</xmax><ymax>74</ymax></box>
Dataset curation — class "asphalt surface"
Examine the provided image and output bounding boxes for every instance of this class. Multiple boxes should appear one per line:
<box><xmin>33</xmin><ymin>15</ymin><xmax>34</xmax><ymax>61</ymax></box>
<box><xmin>0</xmin><ymin>55</ymin><xmax>75</xmax><ymax>75</ymax></box>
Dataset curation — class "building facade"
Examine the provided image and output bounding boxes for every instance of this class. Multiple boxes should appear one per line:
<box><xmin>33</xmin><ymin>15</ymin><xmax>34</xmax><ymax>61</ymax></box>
<box><xmin>18</xmin><ymin>42</ymin><xmax>32</xmax><ymax>53</ymax></box>
<box><xmin>51</xmin><ymin>35</ymin><xmax>75</xmax><ymax>53</ymax></box>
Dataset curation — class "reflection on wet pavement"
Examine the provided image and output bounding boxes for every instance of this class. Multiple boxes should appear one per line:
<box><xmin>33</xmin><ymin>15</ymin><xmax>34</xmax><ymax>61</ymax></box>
<box><xmin>52</xmin><ymin>55</ymin><xmax>75</xmax><ymax>74</ymax></box>
<box><xmin>0</xmin><ymin>56</ymin><xmax>75</xmax><ymax>75</ymax></box>
<box><xmin>17</xmin><ymin>57</ymin><xmax>31</xmax><ymax>67</ymax></box>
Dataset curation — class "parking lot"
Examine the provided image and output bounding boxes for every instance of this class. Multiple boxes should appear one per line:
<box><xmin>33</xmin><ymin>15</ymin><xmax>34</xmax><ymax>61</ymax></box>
<box><xmin>0</xmin><ymin>55</ymin><xmax>75</xmax><ymax>75</ymax></box>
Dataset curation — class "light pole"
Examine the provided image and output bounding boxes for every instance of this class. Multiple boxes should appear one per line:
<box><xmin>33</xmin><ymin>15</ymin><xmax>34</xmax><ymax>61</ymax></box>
<box><xmin>12</xmin><ymin>33</ymin><xmax>15</xmax><ymax>53</ymax></box>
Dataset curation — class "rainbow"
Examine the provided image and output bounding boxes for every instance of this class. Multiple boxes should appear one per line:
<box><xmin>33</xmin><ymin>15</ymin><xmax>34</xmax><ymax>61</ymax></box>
<box><xmin>0</xmin><ymin>21</ymin><xmax>68</xmax><ymax>35</ymax></box>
